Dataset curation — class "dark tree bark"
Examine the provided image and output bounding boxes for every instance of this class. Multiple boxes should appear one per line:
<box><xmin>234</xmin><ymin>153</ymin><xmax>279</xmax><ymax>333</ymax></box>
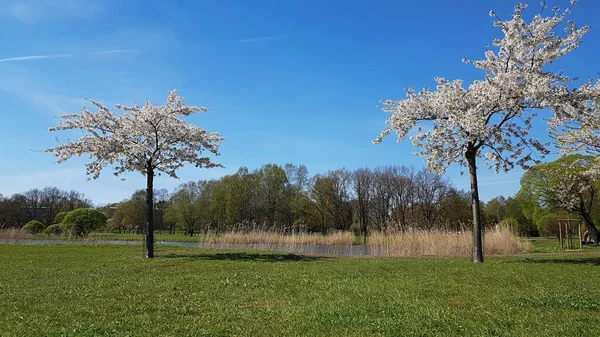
<box><xmin>353</xmin><ymin>169</ymin><xmax>371</xmax><ymax>245</ymax></box>
<box><xmin>146</xmin><ymin>161</ymin><xmax>155</xmax><ymax>259</ymax></box>
<box><xmin>466</xmin><ymin>143</ymin><xmax>484</xmax><ymax>263</ymax></box>
<box><xmin>578</xmin><ymin>208</ymin><xmax>600</xmax><ymax>244</ymax></box>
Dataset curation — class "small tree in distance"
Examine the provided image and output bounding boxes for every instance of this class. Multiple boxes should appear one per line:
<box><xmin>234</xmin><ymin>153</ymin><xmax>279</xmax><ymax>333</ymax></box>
<box><xmin>374</xmin><ymin>2</ymin><xmax>594</xmax><ymax>262</ymax></box>
<box><xmin>61</xmin><ymin>208</ymin><xmax>107</xmax><ymax>237</ymax></box>
<box><xmin>46</xmin><ymin>90</ymin><xmax>224</xmax><ymax>258</ymax></box>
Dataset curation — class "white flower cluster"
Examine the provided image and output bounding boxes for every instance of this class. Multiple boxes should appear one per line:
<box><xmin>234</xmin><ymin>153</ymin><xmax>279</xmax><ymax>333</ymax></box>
<box><xmin>552</xmin><ymin>79</ymin><xmax>600</xmax><ymax>172</ymax></box>
<box><xmin>45</xmin><ymin>90</ymin><xmax>224</xmax><ymax>180</ymax></box>
<box><xmin>549</xmin><ymin>160</ymin><xmax>599</xmax><ymax>212</ymax></box>
<box><xmin>374</xmin><ymin>2</ymin><xmax>593</xmax><ymax>175</ymax></box>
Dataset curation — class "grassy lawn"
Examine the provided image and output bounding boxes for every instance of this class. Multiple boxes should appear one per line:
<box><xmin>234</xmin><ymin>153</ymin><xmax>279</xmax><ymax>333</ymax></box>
<box><xmin>524</xmin><ymin>237</ymin><xmax>562</xmax><ymax>253</ymax></box>
<box><xmin>1</xmin><ymin>244</ymin><xmax>599</xmax><ymax>336</ymax></box>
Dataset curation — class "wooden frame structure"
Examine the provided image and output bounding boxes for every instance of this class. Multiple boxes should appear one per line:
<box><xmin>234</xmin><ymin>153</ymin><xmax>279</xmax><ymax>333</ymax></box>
<box><xmin>558</xmin><ymin>219</ymin><xmax>583</xmax><ymax>250</ymax></box>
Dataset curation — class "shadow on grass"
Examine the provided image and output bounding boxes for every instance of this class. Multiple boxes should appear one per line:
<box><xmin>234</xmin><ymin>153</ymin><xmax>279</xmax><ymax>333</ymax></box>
<box><xmin>161</xmin><ymin>252</ymin><xmax>329</xmax><ymax>262</ymax></box>
<box><xmin>518</xmin><ymin>257</ymin><xmax>600</xmax><ymax>266</ymax></box>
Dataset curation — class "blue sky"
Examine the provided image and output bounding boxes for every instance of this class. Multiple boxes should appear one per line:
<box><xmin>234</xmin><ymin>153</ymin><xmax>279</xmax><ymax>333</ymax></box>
<box><xmin>0</xmin><ymin>0</ymin><xmax>599</xmax><ymax>205</ymax></box>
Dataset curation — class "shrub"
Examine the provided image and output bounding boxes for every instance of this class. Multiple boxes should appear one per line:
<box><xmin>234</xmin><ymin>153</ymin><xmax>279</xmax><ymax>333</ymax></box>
<box><xmin>22</xmin><ymin>220</ymin><xmax>45</xmax><ymax>234</ymax></box>
<box><xmin>498</xmin><ymin>218</ymin><xmax>519</xmax><ymax>233</ymax></box>
<box><xmin>61</xmin><ymin>208</ymin><xmax>107</xmax><ymax>237</ymax></box>
<box><xmin>498</xmin><ymin>217</ymin><xmax>538</xmax><ymax>237</ymax></box>
<box><xmin>350</xmin><ymin>222</ymin><xmax>361</xmax><ymax>236</ymax></box>
<box><xmin>537</xmin><ymin>214</ymin><xmax>564</xmax><ymax>237</ymax></box>
<box><xmin>54</xmin><ymin>212</ymin><xmax>69</xmax><ymax>224</ymax></box>
<box><xmin>44</xmin><ymin>224</ymin><xmax>64</xmax><ymax>236</ymax></box>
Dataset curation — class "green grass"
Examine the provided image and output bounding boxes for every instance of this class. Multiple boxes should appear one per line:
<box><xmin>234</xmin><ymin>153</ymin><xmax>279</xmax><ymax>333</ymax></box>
<box><xmin>526</xmin><ymin>236</ymin><xmax>600</xmax><ymax>253</ymax></box>
<box><xmin>526</xmin><ymin>237</ymin><xmax>562</xmax><ymax>253</ymax></box>
<box><xmin>1</xmin><ymin>244</ymin><xmax>600</xmax><ymax>336</ymax></box>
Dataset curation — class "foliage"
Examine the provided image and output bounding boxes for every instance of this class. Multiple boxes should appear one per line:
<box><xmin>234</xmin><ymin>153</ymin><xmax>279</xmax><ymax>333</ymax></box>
<box><xmin>510</xmin><ymin>191</ymin><xmax>543</xmax><ymax>227</ymax></box>
<box><xmin>157</xmin><ymin>164</ymin><xmax>469</xmax><ymax>235</ymax></box>
<box><xmin>44</xmin><ymin>223</ymin><xmax>65</xmax><ymax>236</ymax></box>
<box><xmin>311</xmin><ymin>170</ymin><xmax>353</xmax><ymax>233</ymax></box>
<box><xmin>61</xmin><ymin>208</ymin><xmax>107</xmax><ymax>237</ymax></box>
<box><xmin>537</xmin><ymin>213</ymin><xmax>566</xmax><ymax>238</ymax></box>
<box><xmin>54</xmin><ymin>211</ymin><xmax>69</xmax><ymax>224</ymax></box>
<box><xmin>22</xmin><ymin>220</ymin><xmax>45</xmax><ymax>234</ymax></box>
<box><xmin>485</xmin><ymin>197</ymin><xmax>507</xmax><ymax>225</ymax></box>
<box><xmin>438</xmin><ymin>188</ymin><xmax>472</xmax><ymax>230</ymax></box>
<box><xmin>290</xmin><ymin>194</ymin><xmax>320</xmax><ymax>231</ymax></box>
<box><xmin>166</xmin><ymin>181</ymin><xmax>205</xmax><ymax>235</ymax></box>
<box><xmin>498</xmin><ymin>218</ymin><xmax>519</xmax><ymax>233</ymax></box>
<box><xmin>110</xmin><ymin>191</ymin><xmax>147</xmax><ymax>233</ymax></box>
<box><xmin>503</xmin><ymin>196</ymin><xmax>539</xmax><ymax>237</ymax></box>
<box><xmin>519</xmin><ymin>154</ymin><xmax>600</xmax><ymax>242</ymax></box>
<box><xmin>0</xmin><ymin>187</ymin><xmax>91</xmax><ymax>229</ymax></box>
<box><xmin>373</xmin><ymin>2</ymin><xmax>593</xmax><ymax>262</ymax></box>
<box><xmin>496</xmin><ymin>217</ymin><xmax>538</xmax><ymax>237</ymax></box>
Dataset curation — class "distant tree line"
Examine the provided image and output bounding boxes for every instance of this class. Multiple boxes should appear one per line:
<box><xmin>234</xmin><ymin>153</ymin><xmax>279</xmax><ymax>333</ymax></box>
<box><xmin>10</xmin><ymin>160</ymin><xmax>598</xmax><ymax>240</ymax></box>
<box><xmin>0</xmin><ymin>187</ymin><xmax>91</xmax><ymax>229</ymax></box>
<box><xmin>498</xmin><ymin>155</ymin><xmax>600</xmax><ymax>242</ymax></box>
<box><xmin>107</xmin><ymin>164</ymin><xmax>476</xmax><ymax>237</ymax></box>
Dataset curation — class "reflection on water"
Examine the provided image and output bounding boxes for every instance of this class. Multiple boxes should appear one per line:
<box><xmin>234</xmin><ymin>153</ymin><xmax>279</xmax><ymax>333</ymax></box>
<box><xmin>198</xmin><ymin>242</ymin><xmax>371</xmax><ymax>256</ymax></box>
<box><xmin>0</xmin><ymin>239</ymin><xmax>371</xmax><ymax>256</ymax></box>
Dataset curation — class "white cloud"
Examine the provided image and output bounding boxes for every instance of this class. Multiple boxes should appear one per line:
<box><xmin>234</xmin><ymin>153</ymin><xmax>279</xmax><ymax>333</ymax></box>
<box><xmin>7</xmin><ymin>0</ymin><xmax>102</xmax><ymax>24</ymax></box>
<box><xmin>0</xmin><ymin>49</ymin><xmax>140</xmax><ymax>63</ymax></box>
<box><xmin>90</xmin><ymin>49</ymin><xmax>140</xmax><ymax>56</ymax></box>
<box><xmin>0</xmin><ymin>73</ymin><xmax>87</xmax><ymax>115</ymax></box>
<box><xmin>0</xmin><ymin>54</ymin><xmax>74</xmax><ymax>63</ymax></box>
<box><xmin>0</xmin><ymin>48</ymin><xmax>142</xmax><ymax>114</ymax></box>
<box><xmin>234</xmin><ymin>35</ymin><xmax>286</xmax><ymax>43</ymax></box>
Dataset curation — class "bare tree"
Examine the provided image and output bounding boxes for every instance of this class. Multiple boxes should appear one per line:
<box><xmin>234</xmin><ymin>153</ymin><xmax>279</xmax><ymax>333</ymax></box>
<box><xmin>352</xmin><ymin>168</ymin><xmax>372</xmax><ymax>243</ymax></box>
<box><xmin>414</xmin><ymin>169</ymin><xmax>450</xmax><ymax>229</ymax></box>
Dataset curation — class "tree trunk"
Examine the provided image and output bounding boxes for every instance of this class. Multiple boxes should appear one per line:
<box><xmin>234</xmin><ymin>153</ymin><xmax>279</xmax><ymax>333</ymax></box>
<box><xmin>146</xmin><ymin>163</ymin><xmax>155</xmax><ymax>259</ymax></box>
<box><xmin>362</xmin><ymin>218</ymin><xmax>368</xmax><ymax>245</ymax></box>
<box><xmin>466</xmin><ymin>145</ymin><xmax>484</xmax><ymax>263</ymax></box>
<box><xmin>579</xmin><ymin>210</ymin><xmax>600</xmax><ymax>244</ymax></box>
<box><xmin>362</xmin><ymin>205</ymin><xmax>368</xmax><ymax>244</ymax></box>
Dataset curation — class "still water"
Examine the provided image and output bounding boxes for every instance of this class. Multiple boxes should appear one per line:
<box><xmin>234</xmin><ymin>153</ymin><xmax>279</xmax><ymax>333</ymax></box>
<box><xmin>0</xmin><ymin>239</ymin><xmax>372</xmax><ymax>256</ymax></box>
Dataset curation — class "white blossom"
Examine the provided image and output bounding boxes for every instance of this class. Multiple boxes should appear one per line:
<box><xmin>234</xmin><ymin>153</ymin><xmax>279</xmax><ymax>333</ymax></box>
<box><xmin>548</xmin><ymin>157</ymin><xmax>599</xmax><ymax>212</ymax></box>
<box><xmin>374</xmin><ymin>2</ymin><xmax>590</xmax><ymax>175</ymax></box>
<box><xmin>45</xmin><ymin>89</ymin><xmax>224</xmax><ymax>180</ymax></box>
<box><xmin>552</xmin><ymin>79</ymin><xmax>600</xmax><ymax>174</ymax></box>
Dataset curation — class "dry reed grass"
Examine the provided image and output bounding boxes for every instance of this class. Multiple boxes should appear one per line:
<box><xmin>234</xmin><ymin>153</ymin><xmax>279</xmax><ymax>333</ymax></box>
<box><xmin>204</xmin><ymin>230</ymin><xmax>355</xmax><ymax>246</ymax></box>
<box><xmin>1</xmin><ymin>226</ymin><xmax>530</xmax><ymax>257</ymax></box>
<box><xmin>485</xmin><ymin>228</ymin><xmax>532</xmax><ymax>255</ymax></box>
<box><xmin>0</xmin><ymin>228</ymin><xmax>30</xmax><ymax>241</ymax></box>
<box><xmin>368</xmin><ymin>228</ymin><xmax>531</xmax><ymax>257</ymax></box>
<box><xmin>201</xmin><ymin>227</ymin><xmax>529</xmax><ymax>257</ymax></box>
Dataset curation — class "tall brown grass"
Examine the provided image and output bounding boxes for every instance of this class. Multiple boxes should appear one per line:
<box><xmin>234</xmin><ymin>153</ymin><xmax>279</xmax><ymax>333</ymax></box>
<box><xmin>0</xmin><ymin>228</ymin><xmax>30</xmax><ymax>241</ymax></box>
<box><xmin>200</xmin><ymin>227</ymin><xmax>530</xmax><ymax>257</ymax></box>
<box><xmin>368</xmin><ymin>228</ymin><xmax>531</xmax><ymax>257</ymax></box>
<box><xmin>1</xmin><ymin>226</ymin><xmax>530</xmax><ymax>257</ymax></box>
<box><xmin>204</xmin><ymin>230</ymin><xmax>355</xmax><ymax>246</ymax></box>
